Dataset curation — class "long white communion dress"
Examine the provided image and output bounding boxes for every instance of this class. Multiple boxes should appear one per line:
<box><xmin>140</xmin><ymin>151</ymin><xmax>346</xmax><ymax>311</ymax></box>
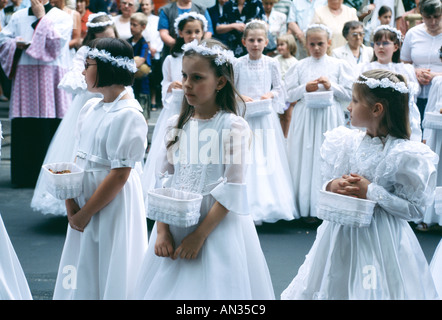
<box><xmin>281</xmin><ymin>126</ymin><xmax>439</xmax><ymax>300</ymax></box>
<box><xmin>53</xmin><ymin>92</ymin><xmax>149</xmax><ymax>299</ymax></box>
<box><xmin>0</xmin><ymin>122</ymin><xmax>32</xmax><ymax>300</ymax></box>
<box><xmin>134</xmin><ymin>111</ymin><xmax>275</xmax><ymax>300</ymax></box>
<box><xmin>421</xmin><ymin>76</ymin><xmax>442</xmax><ymax>227</ymax></box>
<box><xmin>31</xmin><ymin>46</ymin><xmax>101</xmax><ymax>216</ymax></box>
<box><xmin>284</xmin><ymin>55</ymin><xmax>354</xmax><ymax>218</ymax></box>
<box><xmin>424</xmin><ymin>76</ymin><xmax>442</xmax><ymax>298</ymax></box>
<box><xmin>233</xmin><ymin>54</ymin><xmax>296</xmax><ymax>224</ymax></box>
<box><xmin>140</xmin><ymin>53</ymin><xmax>183</xmax><ymax>200</ymax></box>
<box><xmin>360</xmin><ymin>61</ymin><xmax>422</xmax><ymax>142</ymax></box>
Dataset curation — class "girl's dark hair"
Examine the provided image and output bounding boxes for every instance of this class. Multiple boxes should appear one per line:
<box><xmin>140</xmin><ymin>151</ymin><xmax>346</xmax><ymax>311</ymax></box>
<box><xmin>171</xmin><ymin>16</ymin><xmax>206</xmax><ymax>57</ymax></box>
<box><xmin>88</xmin><ymin>38</ymin><xmax>135</xmax><ymax>87</ymax></box>
<box><xmin>419</xmin><ymin>0</ymin><xmax>442</xmax><ymax>17</ymax></box>
<box><xmin>372</xmin><ymin>28</ymin><xmax>401</xmax><ymax>62</ymax></box>
<box><xmin>82</xmin><ymin>14</ymin><xmax>119</xmax><ymax>46</ymax></box>
<box><xmin>167</xmin><ymin>38</ymin><xmax>245</xmax><ymax>149</ymax></box>
<box><xmin>342</xmin><ymin>20</ymin><xmax>363</xmax><ymax>38</ymax></box>
<box><xmin>353</xmin><ymin>69</ymin><xmax>410</xmax><ymax>140</ymax></box>
<box><xmin>378</xmin><ymin>5</ymin><xmax>392</xmax><ymax>17</ymax></box>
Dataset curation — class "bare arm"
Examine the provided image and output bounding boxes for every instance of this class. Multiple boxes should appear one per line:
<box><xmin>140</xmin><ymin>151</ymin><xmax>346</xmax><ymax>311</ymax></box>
<box><xmin>173</xmin><ymin>201</ymin><xmax>229</xmax><ymax>259</ymax></box>
<box><xmin>66</xmin><ymin>167</ymin><xmax>131</xmax><ymax>231</ymax></box>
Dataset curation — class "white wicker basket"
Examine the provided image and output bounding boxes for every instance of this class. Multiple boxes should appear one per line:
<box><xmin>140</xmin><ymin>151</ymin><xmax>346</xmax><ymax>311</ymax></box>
<box><xmin>304</xmin><ymin>91</ymin><xmax>333</xmax><ymax>108</ymax></box>
<box><xmin>422</xmin><ymin>112</ymin><xmax>442</xmax><ymax>130</ymax></box>
<box><xmin>245</xmin><ymin>99</ymin><xmax>273</xmax><ymax>118</ymax></box>
<box><xmin>317</xmin><ymin>190</ymin><xmax>376</xmax><ymax>228</ymax></box>
<box><xmin>42</xmin><ymin>162</ymin><xmax>84</xmax><ymax>200</ymax></box>
<box><xmin>147</xmin><ymin>188</ymin><xmax>203</xmax><ymax>227</ymax></box>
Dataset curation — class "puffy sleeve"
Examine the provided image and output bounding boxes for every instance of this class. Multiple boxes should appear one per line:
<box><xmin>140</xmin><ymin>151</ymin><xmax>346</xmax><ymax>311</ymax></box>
<box><xmin>210</xmin><ymin>115</ymin><xmax>252</xmax><ymax>215</ymax></box>
<box><xmin>106</xmin><ymin>107</ymin><xmax>148</xmax><ymax>169</ymax></box>
<box><xmin>320</xmin><ymin>126</ymin><xmax>361</xmax><ymax>184</ymax></box>
<box><xmin>367</xmin><ymin>140</ymin><xmax>439</xmax><ymax>221</ymax></box>
<box><xmin>58</xmin><ymin>45</ymin><xmax>88</xmax><ymax>94</ymax></box>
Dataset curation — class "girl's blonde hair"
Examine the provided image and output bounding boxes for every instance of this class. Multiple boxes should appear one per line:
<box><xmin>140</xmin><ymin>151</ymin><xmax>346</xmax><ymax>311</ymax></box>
<box><xmin>277</xmin><ymin>34</ymin><xmax>297</xmax><ymax>56</ymax></box>
<box><xmin>243</xmin><ymin>19</ymin><xmax>268</xmax><ymax>39</ymax></box>
<box><xmin>353</xmin><ymin>69</ymin><xmax>410</xmax><ymax>139</ymax></box>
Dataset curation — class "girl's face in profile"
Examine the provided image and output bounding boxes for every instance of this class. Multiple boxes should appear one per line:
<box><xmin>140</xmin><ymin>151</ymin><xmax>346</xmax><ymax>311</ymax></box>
<box><xmin>182</xmin><ymin>55</ymin><xmax>223</xmax><ymax>110</ymax></box>
<box><xmin>179</xmin><ymin>20</ymin><xmax>204</xmax><ymax>44</ymax></box>
<box><xmin>306</xmin><ymin>31</ymin><xmax>330</xmax><ymax>59</ymax></box>
<box><xmin>347</xmin><ymin>89</ymin><xmax>373</xmax><ymax>129</ymax></box>
<box><xmin>83</xmin><ymin>58</ymin><xmax>98</xmax><ymax>91</ymax></box>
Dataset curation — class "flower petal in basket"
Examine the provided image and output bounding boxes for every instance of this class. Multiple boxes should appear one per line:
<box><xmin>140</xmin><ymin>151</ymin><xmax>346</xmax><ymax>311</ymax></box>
<box><xmin>42</xmin><ymin>162</ymin><xmax>84</xmax><ymax>200</ymax></box>
<box><xmin>317</xmin><ymin>190</ymin><xmax>376</xmax><ymax>227</ymax></box>
<box><xmin>304</xmin><ymin>90</ymin><xmax>333</xmax><ymax>108</ymax></box>
<box><xmin>147</xmin><ymin>188</ymin><xmax>203</xmax><ymax>227</ymax></box>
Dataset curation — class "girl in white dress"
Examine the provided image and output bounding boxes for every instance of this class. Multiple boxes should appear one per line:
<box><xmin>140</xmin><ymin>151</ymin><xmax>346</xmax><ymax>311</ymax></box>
<box><xmin>53</xmin><ymin>38</ymin><xmax>149</xmax><ymax>300</ymax></box>
<box><xmin>281</xmin><ymin>69</ymin><xmax>439</xmax><ymax>300</ymax></box>
<box><xmin>0</xmin><ymin>122</ymin><xmax>32</xmax><ymax>300</ymax></box>
<box><xmin>141</xmin><ymin>12</ymin><xmax>207</xmax><ymax>199</ymax></box>
<box><xmin>360</xmin><ymin>25</ymin><xmax>422</xmax><ymax>142</ymax></box>
<box><xmin>418</xmin><ymin>47</ymin><xmax>442</xmax><ymax>231</ymax></box>
<box><xmin>234</xmin><ymin>20</ymin><xmax>296</xmax><ymax>224</ymax></box>
<box><xmin>425</xmin><ymin>50</ymin><xmax>442</xmax><ymax>296</ymax></box>
<box><xmin>134</xmin><ymin>39</ymin><xmax>275</xmax><ymax>300</ymax></box>
<box><xmin>285</xmin><ymin>24</ymin><xmax>354</xmax><ymax>220</ymax></box>
<box><xmin>31</xmin><ymin>13</ymin><xmax>119</xmax><ymax>216</ymax></box>
<box><xmin>274</xmin><ymin>33</ymin><xmax>298</xmax><ymax>138</ymax></box>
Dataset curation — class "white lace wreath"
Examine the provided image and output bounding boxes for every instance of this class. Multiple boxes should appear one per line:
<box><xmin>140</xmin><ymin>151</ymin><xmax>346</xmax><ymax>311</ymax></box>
<box><xmin>86</xmin><ymin>47</ymin><xmax>138</xmax><ymax>73</ymax></box>
<box><xmin>304</xmin><ymin>24</ymin><xmax>333</xmax><ymax>39</ymax></box>
<box><xmin>174</xmin><ymin>12</ymin><xmax>208</xmax><ymax>37</ymax></box>
<box><xmin>373</xmin><ymin>25</ymin><xmax>403</xmax><ymax>41</ymax></box>
<box><xmin>355</xmin><ymin>74</ymin><xmax>409</xmax><ymax>93</ymax></box>
<box><xmin>86</xmin><ymin>12</ymin><xmax>114</xmax><ymax>28</ymax></box>
<box><xmin>182</xmin><ymin>39</ymin><xmax>236</xmax><ymax>66</ymax></box>
<box><xmin>245</xmin><ymin>19</ymin><xmax>268</xmax><ymax>31</ymax></box>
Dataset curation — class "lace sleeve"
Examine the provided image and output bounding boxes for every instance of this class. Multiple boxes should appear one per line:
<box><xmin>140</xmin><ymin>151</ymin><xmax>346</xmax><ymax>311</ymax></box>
<box><xmin>369</xmin><ymin>141</ymin><xmax>439</xmax><ymax>221</ymax></box>
<box><xmin>106</xmin><ymin>107</ymin><xmax>148</xmax><ymax>169</ymax></box>
<box><xmin>210</xmin><ymin>115</ymin><xmax>251</xmax><ymax>215</ymax></box>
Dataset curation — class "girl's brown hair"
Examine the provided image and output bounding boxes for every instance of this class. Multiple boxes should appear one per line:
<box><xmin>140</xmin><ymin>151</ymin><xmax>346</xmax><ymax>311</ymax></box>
<box><xmin>167</xmin><ymin>39</ymin><xmax>245</xmax><ymax>149</ymax></box>
<box><xmin>353</xmin><ymin>69</ymin><xmax>410</xmax><ymax>140</ymax></box>
<box><xmin>372</xmin><ymin>28</ymin><xmax>401</xmax><ymax>63</ymax></box>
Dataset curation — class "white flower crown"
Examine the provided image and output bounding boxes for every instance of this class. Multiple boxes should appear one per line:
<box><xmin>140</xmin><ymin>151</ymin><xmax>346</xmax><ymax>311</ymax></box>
<box><xmin>373</xmin><ymin>25</ymin><xmax>403</xmax><ymax>42</ymax></box>
<box><xmin>304</xmin><ymin>24</ymin><xmax>333</xmax><ymax>39</ymax></box>
<box><xmin>355</xmin><ymin>74</ymin><xmax>409</xmax><ymax>94</ymax></box>
<box><xmin>182</xmin><ymin>39</ymin><xmax>236</xmax><ymax>66</ymax></box>
<box><xmin>86</xmin><ymin>47</ymin><xmax>138</xmax><ymax>73</ymax></box>
<box><xmin>174</xmin><ymin>12</ymin><xmax>208</xmax><ymax>37</ymax></box>
<box><xmin>86</xmin><ymin>12</ymin><xmax>114</xmax><ymax>28</ymax></box>
<box><xmin>245</xmin><ymin>19</ymin><xmax>268</xmax><ymax>31</ymax></box>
